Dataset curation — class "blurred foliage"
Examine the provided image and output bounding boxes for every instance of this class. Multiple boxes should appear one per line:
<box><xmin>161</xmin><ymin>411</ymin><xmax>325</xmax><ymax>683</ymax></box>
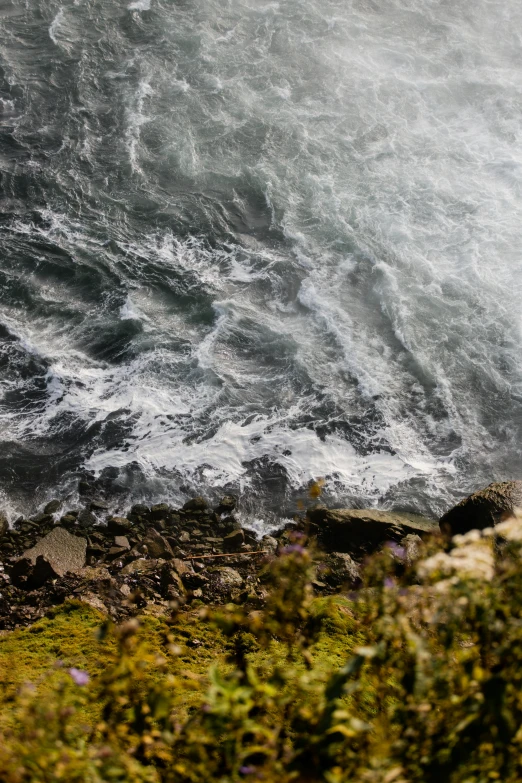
<box><xmin>2</xmin><ymin>514</ymin><xmax>522</xmax><ymax>781</ymax></box>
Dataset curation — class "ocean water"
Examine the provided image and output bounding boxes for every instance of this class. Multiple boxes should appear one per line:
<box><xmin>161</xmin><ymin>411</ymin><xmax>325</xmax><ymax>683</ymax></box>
<box><xmin>1</xmin><ymin>0</ymin><xmax>522</xmax><ymax>524</ymax></box>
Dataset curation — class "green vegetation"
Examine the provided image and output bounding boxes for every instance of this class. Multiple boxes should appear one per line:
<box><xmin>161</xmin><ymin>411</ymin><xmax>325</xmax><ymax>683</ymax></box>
<box><xmin>2</xmin><ymin>517</ymin><xmax>522</xmax><ymax>782</ymax></box>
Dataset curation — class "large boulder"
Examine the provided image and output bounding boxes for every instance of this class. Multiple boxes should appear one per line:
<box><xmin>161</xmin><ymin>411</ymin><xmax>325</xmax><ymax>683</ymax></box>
<box><xmin>307</xmin><ymin>507</ymin><xmax>437</xmax><ymax>557</ymax></box>
<box><xmin>21</xmin><ymin>526</ymin><xmax>87</xmax><ymax>576</ymax></box>
<box><xmin>439</xmin><ymin>481</ymin><xmax>522</xmax><ymax>536</ymax></box>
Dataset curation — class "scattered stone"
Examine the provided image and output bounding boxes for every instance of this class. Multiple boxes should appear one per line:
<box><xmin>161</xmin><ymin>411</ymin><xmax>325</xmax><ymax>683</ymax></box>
<box><xmin>105</xmin><ymin>546</ymin><xmax>130</xmax><ymax>562</ymax></box>
<box><xmin>439</xmin><ymin>481</ymin><xmax>522</xmax><ymax>536</ymax></box>
<box><xmin>223</xmin><ymin>528</ymin><xmax>245</xmax><ymax>552</ymax></box>
<box><xmin>120</xmin><ymin>583</ymin><xmax>132</xmax><ymax>597</ymax></box>
<box><xmin>215</xmin><ymin>495</ymin><xmax>237</xmax><ymax>515</ymax></box>
<box><xmin>143</xmin><ymin>529</ymin><xmax>174</xmax><ymax>560</ymax></box>
<box><xmin>0</xmin><ymin>513</ymin><xmax>8</xmax><ymax>540</ymax></box>
<box><xmin>107</xmin><ymin>517</ymin><xmax>133</xmax><ymax>534</ymax></box>
<box><xmin>44</xmin><ymin>499</ymin><xmax>62</xmax><ymax>515</ymax></box>
<box><xmin>171</xmin><ymin>558</ymin><xmax>193</xmax><ymax>577</ymax></box>
<box><xmin>308</xmin><ymin>507</ymin><xmax>437</xmax><ymax>556</ymax></box>
<box><xmin>114</xmin><ymin>535</ymin><xmax>130</xmax><ymax>550</ymax></box>
<box><xmin>180</xmin><ymin>531</ymin><xmax>190</xmax><ymax>543</ymax></box>
<box><xmin>130</xmin><ymin>504</ymin><xmax>149</xmax><ymax>517</ymax></box>
<box><xmin>120</xmin><ymin>558</ymin><xmax>165</xmax><ymax>576</ymax></box>
<box><xmin>182</xmin><ymin>497</ymin><xmax>208</xmax><ymax>513</ymax></box>
<box><xmin>21</xmin><ymin>527</ymin><xmax>87</xmax><ymax>577</ymax></box>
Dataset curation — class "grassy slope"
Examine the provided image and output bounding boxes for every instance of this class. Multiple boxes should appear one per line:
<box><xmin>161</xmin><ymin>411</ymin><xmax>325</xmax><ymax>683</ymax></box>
<box><xmin>0</xmin><ymin>597</ymin><xmax>365</xmax><ymax>727</ymax></box>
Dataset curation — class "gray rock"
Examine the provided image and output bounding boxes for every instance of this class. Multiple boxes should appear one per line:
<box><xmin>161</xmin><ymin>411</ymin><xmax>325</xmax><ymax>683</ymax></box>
<box><xmin>308</xmin><ymin>507</ymin><xmax>437</xmax><ymax>556</ymax></box>
<box><xmin>223</xmin><ymin>528</ymin><xmax>245</xmax><ymax>552</ymax></box>
<box><xmin>211</xmin><ymin>566</ymin><xmax>243</xmax><ymax>589</ymax></box>
<box><xmin>439</xmin><ymin>481</ymin><xmax>522</xmax><ymax>536</ymax></box>
<box><xmin>44</xmin><ymin>499</ymin><xmax>62</xmax><ymax>515</ymax></box>
<box><xmin>22</xmin><ymin>527</ymin><xmax>87</xmax><ymax>576</ymax></box>
<box><xmin>107</xmin><ymin>516</ymin><xmax>132</xmax><ymax>534</ymax></box>
<box><xmin>182</xmin><ymin>496</ymin><xmax>209</xmax><ymax>513</ymax></box>
<box><xmin>0</xmin><ymin>513</ymin><xmax>8</xmax><ymax>539</ymax></box>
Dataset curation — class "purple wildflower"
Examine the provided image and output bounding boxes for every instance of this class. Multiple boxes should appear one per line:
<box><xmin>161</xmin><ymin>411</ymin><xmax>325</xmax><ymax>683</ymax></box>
<box><xmin>386</xmin><ymin>541</ymin><xmax>406</xmax><ymax>560</ymax></box>
<box><xmin>239</xmin><ymin>766</ymin><xmax>256</xmax><ymax>776</ymax></box>
<box><xmin>384</xmin><ymin>577</ymin><xmax>396</xmax><ymax>589</ymax></box>
<box><xmin>69</xmin><ymin>668</ymin><xmax>90</xmax><ymax>686</ymax></box>
<box><xmin>282</xmin><ymin>544</ymin><xmax>305</xmax><ymax>555</ymax></box>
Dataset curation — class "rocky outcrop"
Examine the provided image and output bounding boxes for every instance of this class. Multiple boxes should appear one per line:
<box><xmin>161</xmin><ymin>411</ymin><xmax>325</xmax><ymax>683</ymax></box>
<box><xmin>439</xmin><ymin>481</ymin><xmax>522</xmax><ymax>536</ymax></box>
<box><xmin>307</xmin><ymin>507</ymin><xmax>437</xmax><ymax>557</ymax></box>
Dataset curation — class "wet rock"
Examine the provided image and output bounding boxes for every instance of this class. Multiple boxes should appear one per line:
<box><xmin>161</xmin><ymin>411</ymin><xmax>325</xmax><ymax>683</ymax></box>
<box><xmin>130</xmin><ymin>504</ymin><xmax>149</xmax><ymax>517</ymax></box>
<box><xmin>22</xmin><ymin>527</ymin><xmax>87</xmax><ymax>577</ymax></box>
<box><xmin>182</xmin><ymin>497</ymin><xmax>209</xmax><ymax>513</ymax></box>
<box><xmin>79</xmin><ymin>480</ymin><xmax>95</xmax><ymax>496</ymax></box>
<box><xmin>179</xmin><ymin>531</ymin><xmax>190</xmax><ymax>543</ymax></box>
<box><xmin>215</xmin><ymin>495</ymin><xmax>237</xmax><ymax>515</ymax></box>
<box><xmin>308</xmin><ymin>507</ymin><xmax>437</xmax><ymax>557</ymax></box>
<box><xmin>78</xmin><ymin>509</ymin><xmax>96</xmax><ymax>528</ymax></box>
<box><xmin>107</xmin><ymin>517</ymin><xmax>133</xmax><ymax>534</ymax></box>
<box><xmin>223</xmin><ymin>528</ymin><xmax>245</xmax><ymax>552</ymax></box>
<box><xmin>44</xmin><ymin>499</ymin><xmax>62</xmax><ymax>515</ymax></box>
<box><xmin>439</xmin><ymin>481</ymin><xmax>522</xmax><ymax>536</ymax></box>
<box><xmin>114</xmin><ymin>536</ymin><xmax>130</xmax><ymax>550</ymax></box>
<box><xmin>0</xmin><ymin>513</ymin><xmax>8</xmax><ymax>540</ymax></box>
<box><xmin>90</xmin><ymin>499</ymin><xmax>109</xmax><ymax>512</ymax></box>
<box><xmin>150</xmin><ymin>503</ymin><xmax>170</xmax><ymax>520</ymax></box>
<box><xmin>143</xmin><ymin>529</ymin><xmax>174</xmax><ymax>560</ymax></box>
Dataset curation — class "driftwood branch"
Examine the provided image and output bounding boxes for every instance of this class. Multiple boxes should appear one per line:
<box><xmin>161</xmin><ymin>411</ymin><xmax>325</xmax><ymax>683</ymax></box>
<box><xmin>182</xmin><ymin>550</ymin><xmax>268</xmax><ymax>561</ymax></box>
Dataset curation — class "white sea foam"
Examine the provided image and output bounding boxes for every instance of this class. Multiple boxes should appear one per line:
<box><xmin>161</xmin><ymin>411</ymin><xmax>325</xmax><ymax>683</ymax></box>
<box><xmin>128</xmin><ymin>0</ymin><xmax>151</xmax><ymax>10</ymax></box>
<box><xmin>2</xmin><ymin>0</ymin><xmax>522</xmax><ymax>520</ymax></box>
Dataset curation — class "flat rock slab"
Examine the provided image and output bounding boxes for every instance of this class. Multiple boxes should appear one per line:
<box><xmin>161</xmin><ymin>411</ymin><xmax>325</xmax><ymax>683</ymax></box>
<box><xmin>23</xmin><ymin>527</ymin><xmax>87</xmax><ymax>576</ymax></box>
<box><xmin>308</xmin><ymin>508</ymin><xmax>438</xmax><ymax>557</ymax></box>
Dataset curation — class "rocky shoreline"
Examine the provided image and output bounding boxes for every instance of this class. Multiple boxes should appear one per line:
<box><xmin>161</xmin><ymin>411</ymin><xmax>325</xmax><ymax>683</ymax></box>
<box><xmin>0</xmin><ymin>479</ymin><xmax>520</xmax><ymax>631</ymax></box>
